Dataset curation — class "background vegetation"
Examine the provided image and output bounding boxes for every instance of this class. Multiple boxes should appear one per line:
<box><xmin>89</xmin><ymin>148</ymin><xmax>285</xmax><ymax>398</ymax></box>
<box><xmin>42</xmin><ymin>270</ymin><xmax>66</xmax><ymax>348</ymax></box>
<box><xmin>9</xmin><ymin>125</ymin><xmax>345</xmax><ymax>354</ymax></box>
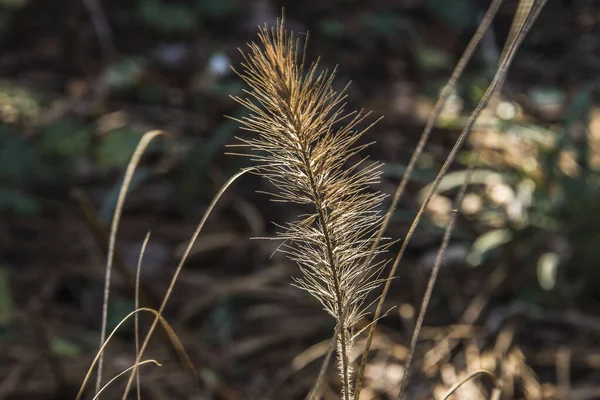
<box><xmin>1</xmin><ymin>0</ymin><xmax>600</xmax><ymax>398</ymax></box>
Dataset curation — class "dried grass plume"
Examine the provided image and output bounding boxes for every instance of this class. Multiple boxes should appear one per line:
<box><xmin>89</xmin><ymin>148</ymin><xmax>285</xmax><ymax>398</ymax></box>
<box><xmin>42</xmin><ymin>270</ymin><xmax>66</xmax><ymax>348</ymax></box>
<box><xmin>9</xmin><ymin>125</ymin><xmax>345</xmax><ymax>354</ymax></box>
<box><xmin>230</xmin><ymin>18</ymin><xmax>387</xmax><ymax>399</ymax></box>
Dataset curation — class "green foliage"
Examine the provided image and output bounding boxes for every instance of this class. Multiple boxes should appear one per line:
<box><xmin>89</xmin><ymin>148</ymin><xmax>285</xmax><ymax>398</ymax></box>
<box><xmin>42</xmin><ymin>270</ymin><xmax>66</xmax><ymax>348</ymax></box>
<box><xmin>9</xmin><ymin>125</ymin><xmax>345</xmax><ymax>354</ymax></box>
<box><xmin>467</xmin><ymin>229</ymin><xmax>513</xmax><ymax>266</ymax></box>
<box><xmin>0</xmin><ymin>268</ymin><xmax>14</xmax><ymax>327</ymax></box>
<box><xmin>0</xmin><ymin>117</ymin><xmax>93</xmax><ymax>215</ymax></box>
<box><xmin>107</xmin><ymin>297</ymin><xmax>136</xmax><ymax>333</ymax></box>
<box><xmin>317</xmin><ymin>19</ymin><xmax>345</xmax><ymax>39</ymax></box>
<box><xmin>179</xmin><ymin>115</ymin><xmax>240</xmax><ymax>201</ymax></box>
<box><xmin>0</xmin><ymin>128</ymin><xmax>42</xmax><ymax>215</ymax></box>
<box><xmin>137</xmin><ymin>0</ymin><xmax>238</xmax><ymax>31</ymax></box>
<box><xmin>361</xmin><ymin>12</ymin><xmax>408</xmax><ymax>39</ymax></box>
<box><xmin>138</xmin><ymin>0</ymin><xmax>197</xmax><ymax>33</ymax></box>
<box><xmin>39</xmin><ymin>118</ymin><xmax>92</xmax><ymax>158</ymax></box>
<box><xmin>136</xmin><ymin>83</ymin><xmax>166</xmax><ymax>105</ymax></box>
<box><xmin>454</xmin><ymin>82</ymin><xmax>600</xmax><ymax>308</ymax></box>
<box><xmin>0</xmin><ymin>0</ymin><xmax>25</xmax><ymax>7</ymax></box>
<box><xmin>103</xmin><ymin>57</ymin><xmax>146</xmax><ymax>89</ymax></box>
<box><xmin>0</xmin><ymin>0</ymin><xmax>25</xmax><ymax>38</ymax></box>
<box><xmin>383</xmin><ymin>163</ymin><xmax>435</xmax><ymax>184</ymax></box>
<box><xmin>424</xmin><ymin>0</ymin><xmax>477</xmax><ymax>32</ymax></box>
<box><xmin>97</xmin><ymin>128</ymin><xmax>144</xmax><ymax>168</ymax></box>
<box><xmin>416</xmin><ymin>46</ymin><xmax>452</xmax><ymax>71</ymax></box>
<box><xmin>0</xmin><ymin>10</ymin><xmax>11</xmax><ymax>39</ymax></box>
<box><xmin>50</xmin><ymin>336</ymin><xmax>83</xmax><ymax>358</ymax></box>
<box><xmin>0</xmin><ymin>188</ymin><xmax>40</xmax><ymax>215</ymax></box>
<box><xmin>0</xmin><ymin>81</ymin><xmax>40</xmax><ymax>124</ymax></box>
<box><xmin>195</xmin><ymin>0</ymin><xmax>237</xmax><ymax>19</ymax></box>
<box><xmin>0</xmin><ymin>128</ymin><xmax>39</xmax><ymax>185</ymax></box>
<box><xmin>99</xmin><ymin>168</ymin><xmax>151</xmax><ymax>221</ymax></box>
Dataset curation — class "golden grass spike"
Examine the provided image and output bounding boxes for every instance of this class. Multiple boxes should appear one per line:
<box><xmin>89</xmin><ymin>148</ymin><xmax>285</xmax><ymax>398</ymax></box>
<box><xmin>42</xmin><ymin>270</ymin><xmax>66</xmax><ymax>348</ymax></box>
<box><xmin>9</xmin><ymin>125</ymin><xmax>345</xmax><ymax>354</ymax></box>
<box><xmin>232</xmin><ymin>18</ymin><xmax>386</xmax><ymax>400</ymax></box>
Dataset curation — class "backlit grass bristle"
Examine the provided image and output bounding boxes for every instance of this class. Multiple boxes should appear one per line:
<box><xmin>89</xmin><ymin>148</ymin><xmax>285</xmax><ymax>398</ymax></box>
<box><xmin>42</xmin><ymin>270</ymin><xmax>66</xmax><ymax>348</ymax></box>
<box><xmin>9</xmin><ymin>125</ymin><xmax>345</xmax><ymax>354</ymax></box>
<box><xmin>229</xmin><ymin>18</ymin><xmax>387</xmax><ymax>400</ymax></box>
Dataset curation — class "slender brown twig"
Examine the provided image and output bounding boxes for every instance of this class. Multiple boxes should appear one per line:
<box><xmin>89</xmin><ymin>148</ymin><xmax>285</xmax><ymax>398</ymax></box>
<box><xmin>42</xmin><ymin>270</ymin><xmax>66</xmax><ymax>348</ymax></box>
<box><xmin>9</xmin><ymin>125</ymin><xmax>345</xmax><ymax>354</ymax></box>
<box><xmin>134</xmin><ymin>232</ymin><xmax>151</xmax><ymax>400</ymax></box>
<box><xmin>77</xmin><ymin>307</ymin><xmax>191</xmax><ymax>400</ymax></box>
<box><xmin>397</xmin><ymin>2</ymin><xmax>547</xmax><ymax>398</ymax></box>
<box><xmin>398</xmin><ymin>149</ymin><xmax>481</xmax><ymax>398</ymax></box>
<box><xmin>95</xmin><ymin>130</ymin><xmax>169</xmax><ymax>396</ymax></box>
<box><xmin>93</xmin><ymin>361</ymin><xmax>161</xmax><ymax>400</ymax></box>
<box><xmin>441</xmin><ymin>370</ymin><xmax>499</xmax><ymax>400</ymax></box>
<box><xmin>353</xmin><ymin>1</ymin><xmax>506</xmax><ymax>396</ymax></box>
<box><xmin>119</xmin><ymin>168</ymin><xmax>255</xmax><ymax>399</ymax></box>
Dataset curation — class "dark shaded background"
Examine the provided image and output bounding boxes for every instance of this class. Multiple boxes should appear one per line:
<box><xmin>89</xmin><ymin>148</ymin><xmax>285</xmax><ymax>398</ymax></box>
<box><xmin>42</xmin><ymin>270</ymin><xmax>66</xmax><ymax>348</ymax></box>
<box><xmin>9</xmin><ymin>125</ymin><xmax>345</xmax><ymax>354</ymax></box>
<box><xmin>1</xmin><ymin>0</ymin><xmax>600</xmax><ymax>399</ymax></box>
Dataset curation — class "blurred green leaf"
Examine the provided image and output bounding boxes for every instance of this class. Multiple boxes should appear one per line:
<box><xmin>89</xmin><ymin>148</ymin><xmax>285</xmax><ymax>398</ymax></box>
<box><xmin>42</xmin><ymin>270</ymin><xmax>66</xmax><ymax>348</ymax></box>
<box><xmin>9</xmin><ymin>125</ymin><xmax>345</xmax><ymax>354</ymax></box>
<box><xmin>416</xmin><ymin>46</ymin><xmax>452</xmax><ymax>71</ymax></box>
<box><xmin>0</xmin><ymin>188</ymin><xmax>40</xmax><ymax>215</ymax></box>
<box><xmin>209</xmin><ymin>80</ymin><xmax>245</xmax><ymax>96</ymax></box>
<box><xmin>196</xmin><ymin>0</ymin><xmax>237</xmax><ymax>19</ymax></box>
<box><xmin>565</xmin><ymin>86</ymin><xmax>592</xmax><ymax>187</ymax></box>
<box><xmin>537</xmin><ymin>252</ymin><xmax>559</xmax><ymax>291</ymax></box>
<box><xmin>99</xmin><ymin>168</ymin><xmax>152</xmax><ymax>221</ymax></box>
<box><xmin>136</xmin><ymin>84</ymin><xmax>166</xmax><ymax>105</ymax></box>
<box><xmin>39</xmin><ymin>118</ymin><xmax>92</xmax><ymax>158</ymax></box>
<box><xmin>0</xmin><ymin>268</ymin><xmax>13</xmax><ymax>326</ymax></box>
<box><xmin>185</xmin><ymin>109</ymin><xmax>244</xmax><ymax>176</ymax></box>
<box><xmin>391</xmin><ymin>207</ymin><xmax>417</xmax><ymax>222</ymax></box>
<box><xmin>529</xmin><ymin>86</ymin><xmax>565</xmax><ymax>108</ymax></box>
<box><xmin>528</xmin><ymin>86</ymin><xmax>566</xmax><ymax>120</ymax></box>
<box><xmin>318</xmin><ymin>19</ymin><xmax>345</xmax><ymax>39</ymax></box>
<box><xmin>108</xmin><ymin>297</ymin><xmax>136</xmax><ymax>333</ymax></box>
<box><xmin>50</xmin><ymin>337</ymin><xmax>82</xmax><ymax>358</ymax></box>
<box><xmin>103</xmin><ymin>57</ymin><xmax>146</xmax><ymax>89</ymax></box>
<box><xmin>362</xmin><ymin>13</ymin><xmax>407</xmax><ymax>38</ymax></box>
<box><xmin>0</xmin><ymin>128</ymin><xmax>39</xmax><ymax>184</ymax></box>
<box><xmin>424</xmin><ymin>0</ymin><xmax>477</xmax><ymax>32</ymax></box>
<box><xmin>420</xmin><ymin>169</ymin><xmax>498</xmax><ymax>198</ymax></box>
<box><xmin>0</xmin><ymin>10</ymin><xmax>11</xmax><ymax>38</ymax></box>
<box><xmin>138</xmin><ymin>0</ymin><xmax>197</xmax><ymax>33</ymax></box>
<box><xmin>201</xmin><ymin>117</ymin><xmax>239</xmax><ymax>163</ymax></box>
<box><xmin>467</xmin><ymin>229</ymin><xmax>512</xmax><ymax>266</ymax></box>
<box><xmin>0</xmin><ymin>126</ymin><xmax>75</xmax><ymax>215</ymax></box>
<box><xmin>0</xmin><ymin>0</ymin><xmax>25</xmax><ymax>7</ymax></box>
<box><xmin>0</xmin><ymin>81</ymin><xmax>40</xmax><ymax>124</ymax></box>
<box><xmin>97</xmin><ymin>128</ymin><xmax>144</xmax><ymax>167</ymax></box>
<box><xmin>469</xmin><ymin>77</ymin><xmax>490</xmax><ymax>104</ymax></box>
<box><xmin>382</xmin><ymin>163</ymin><xmax>435</xmax><ymax>183</ymax></box>
<box><xmin>206</xmin><ymin>299</ymin><xmax>236</xmax><ymax>346</ymax></box>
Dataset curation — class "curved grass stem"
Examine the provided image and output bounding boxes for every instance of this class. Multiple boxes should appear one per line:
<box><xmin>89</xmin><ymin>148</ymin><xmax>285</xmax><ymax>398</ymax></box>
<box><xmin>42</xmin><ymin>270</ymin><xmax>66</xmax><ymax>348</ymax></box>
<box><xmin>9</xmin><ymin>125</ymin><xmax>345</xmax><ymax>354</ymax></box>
<box><xmin>78</xmin><ymin>307</ymin><xmax>188</xmax><ymax>400</ymax></box>
<box><xmin>397</xmin><ymin>2</ymin><xmax>547</xmax><ymax>399</ymax></box>
<box><xmin>96</xmin><ymin>130</ymin><xmax>170</xmax><ymax>396</ymax></box>
<box><xmin>441</xmin><ymin>370</ymin><xmax>499</xmax><ymax>400</ymax></box>
<box><xmin>119</xmin><ymin>168</ymin><xmax>255</xmax><ymax>399</ymax></box>
<box><xmin>353</xmin><ymin>1</ymin><xmax>506</xmax><ymax>397</ymax></box>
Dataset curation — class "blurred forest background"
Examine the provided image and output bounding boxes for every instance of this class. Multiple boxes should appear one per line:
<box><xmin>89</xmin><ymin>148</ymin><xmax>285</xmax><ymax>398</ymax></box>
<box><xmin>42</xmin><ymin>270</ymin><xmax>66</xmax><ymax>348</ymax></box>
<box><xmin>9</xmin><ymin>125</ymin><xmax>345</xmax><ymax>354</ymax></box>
<box><xmin>1</xmin><ymin>0</ymin><xmax>600</xmax><ymax>399</ymax></box>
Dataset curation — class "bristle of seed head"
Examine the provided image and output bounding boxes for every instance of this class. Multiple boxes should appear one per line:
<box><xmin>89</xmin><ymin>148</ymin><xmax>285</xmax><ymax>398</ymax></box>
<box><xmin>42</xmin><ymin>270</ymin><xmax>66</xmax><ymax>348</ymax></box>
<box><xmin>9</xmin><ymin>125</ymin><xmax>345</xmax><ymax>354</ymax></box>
<box><xmin>231</xmin><ymin>19</ymin><xmax>387</xmax><ymax>399</ymax></box>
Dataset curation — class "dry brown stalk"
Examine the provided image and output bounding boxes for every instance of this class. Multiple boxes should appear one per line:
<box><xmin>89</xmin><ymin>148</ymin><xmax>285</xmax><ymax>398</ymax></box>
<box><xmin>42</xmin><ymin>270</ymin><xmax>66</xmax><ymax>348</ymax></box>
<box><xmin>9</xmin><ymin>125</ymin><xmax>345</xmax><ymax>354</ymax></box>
<box><xmin>352</xmin><ymin>0</ymin><xmax>507</xmax><ymax>396</ymax></box>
